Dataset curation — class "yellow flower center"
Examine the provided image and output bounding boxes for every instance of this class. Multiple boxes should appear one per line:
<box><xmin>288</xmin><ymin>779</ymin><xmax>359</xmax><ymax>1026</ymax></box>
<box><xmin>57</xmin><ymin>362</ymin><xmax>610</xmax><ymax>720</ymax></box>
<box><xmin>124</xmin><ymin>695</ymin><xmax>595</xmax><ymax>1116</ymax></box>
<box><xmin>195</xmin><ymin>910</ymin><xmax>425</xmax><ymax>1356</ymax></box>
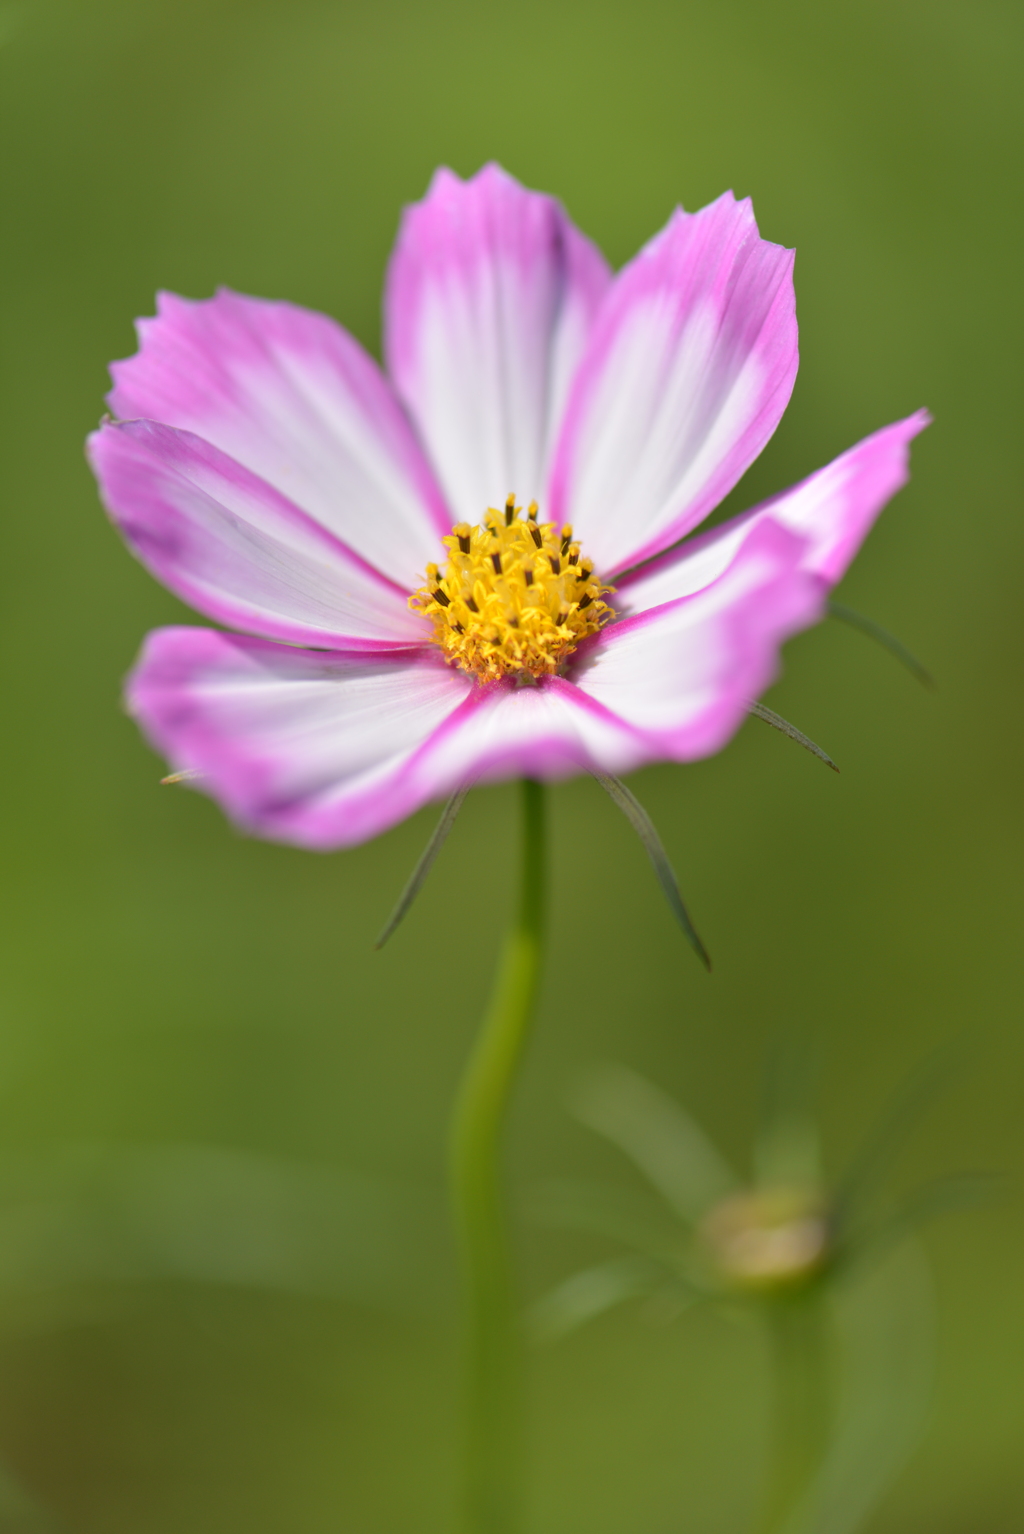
<box><xmin>410</xmin><ymin>496</ymin><xmax>615</xmax><ymax>682</ymax></box>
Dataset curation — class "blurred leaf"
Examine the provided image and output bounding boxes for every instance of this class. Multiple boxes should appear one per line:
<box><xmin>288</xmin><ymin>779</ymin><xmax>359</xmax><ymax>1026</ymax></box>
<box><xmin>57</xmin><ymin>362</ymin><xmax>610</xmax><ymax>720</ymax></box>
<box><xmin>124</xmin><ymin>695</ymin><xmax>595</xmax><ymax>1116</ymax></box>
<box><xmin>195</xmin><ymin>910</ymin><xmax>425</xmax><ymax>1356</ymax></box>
<box><xmin>528</xmin><ymin>1255</ymin><xmax>673</xmax><ymax>1343</ymax></box>
<box><xmin>832</xmin><ymin>1041</ymin><xmax>971</xmax><ymax>1234</ymax></box>
<box><xmin>842</xmin><ymin>1172</ymin><xmax>1005</xmax><ymax>1277</ymax></box>
<box><xmin>754</xmin><ymin>1042</ymin><xmax>822</xmax><ymax>1191</ymax></box>
<box><xmin>571</xmin><ymin>1065</ymin><xmax>738</xmax><ymax>1223</ymax></box>
<box><xmin>527</xmin><ymin>1175</ymin><xmax>683</xmax><ymax>1255</ymax></box>
<box><xmin>0</xmin><ymin>1143</ymin><xmax>449</xmax><ymax>1316</ymax></box>
<box><xmin>0</xmin><ymin>1460</ymin><xmax>65</xmax><ymax>1533</ymax></box>
<box><xmin>788</xmin><ymin>1241</ymin><xmax>936</xmax><ymax>1534</ymax></box>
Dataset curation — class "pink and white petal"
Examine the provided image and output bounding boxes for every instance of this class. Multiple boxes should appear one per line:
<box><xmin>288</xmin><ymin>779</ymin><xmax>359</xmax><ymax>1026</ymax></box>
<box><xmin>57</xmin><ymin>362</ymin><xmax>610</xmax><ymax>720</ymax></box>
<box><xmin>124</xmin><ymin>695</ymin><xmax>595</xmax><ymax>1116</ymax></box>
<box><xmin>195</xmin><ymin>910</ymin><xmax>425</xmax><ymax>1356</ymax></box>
<box><xmin>614</xmin><ymin>410</ymin><xmax>931</xmax><ymax>614</ymax></box>
<box><xmin>573</xmin><ymin>520</ymin><xmax>825</xmax><ymax>760</ymax></box>
<box><xmin>127</xmin><ymin>629</ymin><xmax>475</xmax><ymax>849</ymax></box>
<box><xmin>408</xmin><ymin>673</ymin><xmax>652</xmax><ymax>792</ymax></box>
<box><xmin>547</xmin><ymin>192</ymin><xmax>798</xmax><ymax>576</ymax></box>
<box><xmin>107</xmin><ymin>289</ymin><xmax>450</xmax><ymax>587</ymax></box>
<box><xmin>385</xmin><ymin>164</ymin><xmax>612</xmax><ymax>525</ymax></box>
<box><xmin>89</xmin><ymin>420</ymin><xmax>427</xmax><ymax>649</ymax></box>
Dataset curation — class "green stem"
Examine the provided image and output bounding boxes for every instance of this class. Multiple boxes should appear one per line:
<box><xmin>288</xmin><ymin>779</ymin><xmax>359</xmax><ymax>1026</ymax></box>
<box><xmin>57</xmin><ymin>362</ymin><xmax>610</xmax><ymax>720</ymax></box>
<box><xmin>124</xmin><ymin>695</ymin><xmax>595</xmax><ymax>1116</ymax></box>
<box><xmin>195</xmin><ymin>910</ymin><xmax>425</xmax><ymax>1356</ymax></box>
<box><xmin>449</xmin><ymin>779</ymin><xmax>547</xmax><ymax>1534</ymax></box>
<box><xmin>758</xmin><ymin>1291</ymin><xmax>831</xmax><ymax>1534</ymax></box>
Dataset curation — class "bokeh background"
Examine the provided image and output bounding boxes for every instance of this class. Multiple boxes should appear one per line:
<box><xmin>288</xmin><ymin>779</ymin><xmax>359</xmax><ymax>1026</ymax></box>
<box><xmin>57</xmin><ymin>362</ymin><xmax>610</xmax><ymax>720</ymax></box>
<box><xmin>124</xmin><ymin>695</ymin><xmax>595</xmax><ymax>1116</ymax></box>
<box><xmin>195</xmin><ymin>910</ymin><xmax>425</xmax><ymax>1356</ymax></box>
<box><xmin>1</xmin><ymin>0</ymin><xmax>1022</xmax><ymax>1529</ymax></box>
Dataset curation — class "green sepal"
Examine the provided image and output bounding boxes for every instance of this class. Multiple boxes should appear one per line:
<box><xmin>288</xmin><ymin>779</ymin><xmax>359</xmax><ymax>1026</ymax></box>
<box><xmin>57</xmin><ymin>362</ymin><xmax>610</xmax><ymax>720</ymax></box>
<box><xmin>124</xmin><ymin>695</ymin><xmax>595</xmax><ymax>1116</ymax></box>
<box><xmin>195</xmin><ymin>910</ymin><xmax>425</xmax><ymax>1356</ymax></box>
<box><xmin>750</xmin><ymin>701</ymin><xmax>840</xmax><ymax>772</ymax></box>
<box><xmin>375</xmin><ymin>786</ymin><xmax>469</xmax><ymax>948</ymax></box>
<box><xmin>829</xmin><ymin>600</ymin><xmax>933</xmax><ymax>688</ymax></box>
<box><xmin>591</xmin><ymin>772</ymin><xmax>711</xmax><ymax>970</ymax></box>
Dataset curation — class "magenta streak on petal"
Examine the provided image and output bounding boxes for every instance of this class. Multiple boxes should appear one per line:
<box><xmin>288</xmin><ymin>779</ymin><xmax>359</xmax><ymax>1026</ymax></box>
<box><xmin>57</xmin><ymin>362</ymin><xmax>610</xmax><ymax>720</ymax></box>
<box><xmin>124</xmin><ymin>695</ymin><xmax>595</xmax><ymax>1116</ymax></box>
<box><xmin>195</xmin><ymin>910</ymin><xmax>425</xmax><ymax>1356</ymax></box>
<box><xmin>542</xmin><ymin>672</ymin><xmax>659</xmax><ymax>738</ymax></box>
<box><xmin>359</xmin><ymin>519</ymin><xmax>832</xmax><ymax>804</ymax></box>
<box><xmin>721</xmin><ymin>409</ymin><xmax>932</xmax><ymax>587</ymax></box>
<box><xmin>107</xmin><ymin>288</ymin><xmax>452</xmax><ymax>589</ymax></box>
<box><xmin>547</xmin><ymin>191</ymin><xmax>799</xmax><ymax>577</ymax></box>
<box><xmin>402</xmin><ymin>673</ymin><xmax>652</xmax><ymax>796</ymax></box>
<box><xmin>614</xmin><ymin>410</ymin><xmax>932</xmax><ymax>614</ymax></box>
<box><xmin>122</xmin><ymin>518</ymin><xmax>837</xmax><ymax>851</ymax></box>
<box><xmin>573</xmin><ymin>519</ymin><xmax>826</xmax><ymax>762</ymax></box>
<box><xmin>384</xmin><ymin>163</ymin><xmax>612</xmax><ymax>528</ymax></box>
<box><xmin>126</xmin><ymin>628</ymin><xmax>474</xmax><ymax>850</ymax></box>
<box><xmin>89</xmin><ymin>419</ymin><xmax>428</xmax><ymax>650</ymax></box>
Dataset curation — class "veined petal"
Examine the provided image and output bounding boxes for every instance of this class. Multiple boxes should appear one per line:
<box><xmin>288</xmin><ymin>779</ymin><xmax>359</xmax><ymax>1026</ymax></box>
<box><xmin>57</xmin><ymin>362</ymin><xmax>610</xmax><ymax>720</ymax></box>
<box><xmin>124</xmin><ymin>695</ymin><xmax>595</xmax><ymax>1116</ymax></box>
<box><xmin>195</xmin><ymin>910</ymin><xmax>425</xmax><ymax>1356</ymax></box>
<box><xmin>125</xmin><ymin>519</ymin><xmax>819</xmax><ymax>854</ymax></box>
<box><xmin>409</xmin><ymin>674</ymin><xmax>651</xmax><ymax>791</ymax></box>
<box><xmin>127</xmin><ymin>629</ymin><xmax>474</xmax><ymax>850</ymax></box>
<box><xmin>573</xmin><ymin>520</ymin><xmax>824</xmax><ymax>759</ymax></box>
<box><xmin>548</xmin><ymin>192</ymin><xmax>798</xmax><ymax>575</ymax></box>
<box><xmin>615</xmin><ymin>411</ymin><xmax>931</xmax><ymax>613</ymax></box>
<box><xmin>90</xmin><ymin>420</ymin><xmax>427</xmax><ymax>648</ymax></box>
<box><xmin>107</xmin><ymin>289</ymin><xmax>450</xmax><ymax>587</ymax></box>
<box><xmin>385</xmin><ymin>163</ymin><xmax>612</xmax><ymax>525</ymax></box>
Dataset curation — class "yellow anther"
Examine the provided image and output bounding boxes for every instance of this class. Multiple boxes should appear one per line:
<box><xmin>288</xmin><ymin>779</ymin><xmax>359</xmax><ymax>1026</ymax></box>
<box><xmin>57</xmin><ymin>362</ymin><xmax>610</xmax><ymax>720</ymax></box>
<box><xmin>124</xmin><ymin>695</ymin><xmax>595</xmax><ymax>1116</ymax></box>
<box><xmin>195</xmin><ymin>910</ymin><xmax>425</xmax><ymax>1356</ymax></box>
<box><xmin>410</xmin><ymin>497</ymin><xmax>615</xmax><ymax>682</ymax></box>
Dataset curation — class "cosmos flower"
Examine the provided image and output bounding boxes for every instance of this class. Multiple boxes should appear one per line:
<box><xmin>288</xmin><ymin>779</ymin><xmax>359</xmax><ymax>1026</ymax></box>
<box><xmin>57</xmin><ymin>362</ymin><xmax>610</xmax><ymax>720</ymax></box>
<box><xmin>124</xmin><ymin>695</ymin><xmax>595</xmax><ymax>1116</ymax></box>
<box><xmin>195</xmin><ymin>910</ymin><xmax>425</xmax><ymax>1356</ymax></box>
<box><xmin>88</xmin><ymin>165</ymin><xmax>928</xmax><ymax>849</ymax></box>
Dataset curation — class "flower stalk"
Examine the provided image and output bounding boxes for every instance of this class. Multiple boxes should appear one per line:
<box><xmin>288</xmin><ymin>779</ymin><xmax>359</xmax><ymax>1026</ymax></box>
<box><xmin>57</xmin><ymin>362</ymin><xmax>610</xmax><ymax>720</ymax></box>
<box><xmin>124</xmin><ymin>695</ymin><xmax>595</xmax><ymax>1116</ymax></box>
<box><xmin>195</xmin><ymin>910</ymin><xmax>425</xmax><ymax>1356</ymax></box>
<box><xmin>449</xmin><ymin>778</ymin><xmax>547</xmax><ymax>1534</ymax></box>
<box><xmin>758</xmin><ymin>1289</ymin><xmax>831</xmax><ymax>1534</ymax></box>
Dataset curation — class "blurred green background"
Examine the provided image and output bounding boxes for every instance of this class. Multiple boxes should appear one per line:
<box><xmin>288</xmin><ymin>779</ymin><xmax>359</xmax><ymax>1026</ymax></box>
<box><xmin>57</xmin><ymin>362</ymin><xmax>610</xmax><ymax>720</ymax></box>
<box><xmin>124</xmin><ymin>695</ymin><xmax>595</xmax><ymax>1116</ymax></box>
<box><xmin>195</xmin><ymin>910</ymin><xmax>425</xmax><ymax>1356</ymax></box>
<box><xmin>1</xmin><ymin>0</ymin><xmax>1021</xmax><ymax>1528</ymax></box>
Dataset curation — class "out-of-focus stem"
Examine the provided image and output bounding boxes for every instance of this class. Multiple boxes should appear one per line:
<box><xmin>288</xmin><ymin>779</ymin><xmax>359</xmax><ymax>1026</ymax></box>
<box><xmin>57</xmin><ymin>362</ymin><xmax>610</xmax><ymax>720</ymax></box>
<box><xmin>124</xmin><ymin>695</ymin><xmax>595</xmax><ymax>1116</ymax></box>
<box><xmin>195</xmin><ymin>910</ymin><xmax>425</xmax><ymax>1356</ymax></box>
<box><xmin>758</xmin><ymin>1290</ymin><xmax>831</xmax><ymax>1534</ymax></box>
<box><xmin>449</xmin><ymin>779</ymin><xmax>547</xmax><ymax>1534</ymax></box>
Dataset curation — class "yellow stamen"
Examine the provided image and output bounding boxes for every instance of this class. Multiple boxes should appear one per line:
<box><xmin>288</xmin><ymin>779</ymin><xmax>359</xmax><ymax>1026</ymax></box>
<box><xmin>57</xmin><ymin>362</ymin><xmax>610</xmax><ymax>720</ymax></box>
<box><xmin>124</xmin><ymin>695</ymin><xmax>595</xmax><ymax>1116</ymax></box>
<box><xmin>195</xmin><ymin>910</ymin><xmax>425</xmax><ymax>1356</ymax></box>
<box><xmin>410</xmin><ymin>497</ymin><xmax>615</xmax><ymax>682</ymax></box>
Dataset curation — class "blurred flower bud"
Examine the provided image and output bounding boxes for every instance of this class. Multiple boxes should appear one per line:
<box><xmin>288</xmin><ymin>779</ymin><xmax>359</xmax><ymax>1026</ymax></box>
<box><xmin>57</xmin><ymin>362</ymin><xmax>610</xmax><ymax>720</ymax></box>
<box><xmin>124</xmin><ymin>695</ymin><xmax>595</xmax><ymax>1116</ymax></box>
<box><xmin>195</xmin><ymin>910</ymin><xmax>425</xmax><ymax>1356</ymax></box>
<box><xmin>698</xmin><ymin>1185</ymin><xmax>830</xmax><ymax>1292</ymax></box>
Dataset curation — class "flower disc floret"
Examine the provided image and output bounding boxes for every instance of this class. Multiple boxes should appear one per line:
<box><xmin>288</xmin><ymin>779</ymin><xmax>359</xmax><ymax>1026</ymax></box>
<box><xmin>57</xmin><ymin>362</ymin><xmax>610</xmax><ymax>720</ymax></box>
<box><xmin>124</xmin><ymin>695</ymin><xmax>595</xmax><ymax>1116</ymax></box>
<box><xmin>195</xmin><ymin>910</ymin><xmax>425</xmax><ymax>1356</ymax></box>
<box><xmin>410</xmin><ymin>496</ymin><xmax>615</xmax><ymax>682</ymax></box>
